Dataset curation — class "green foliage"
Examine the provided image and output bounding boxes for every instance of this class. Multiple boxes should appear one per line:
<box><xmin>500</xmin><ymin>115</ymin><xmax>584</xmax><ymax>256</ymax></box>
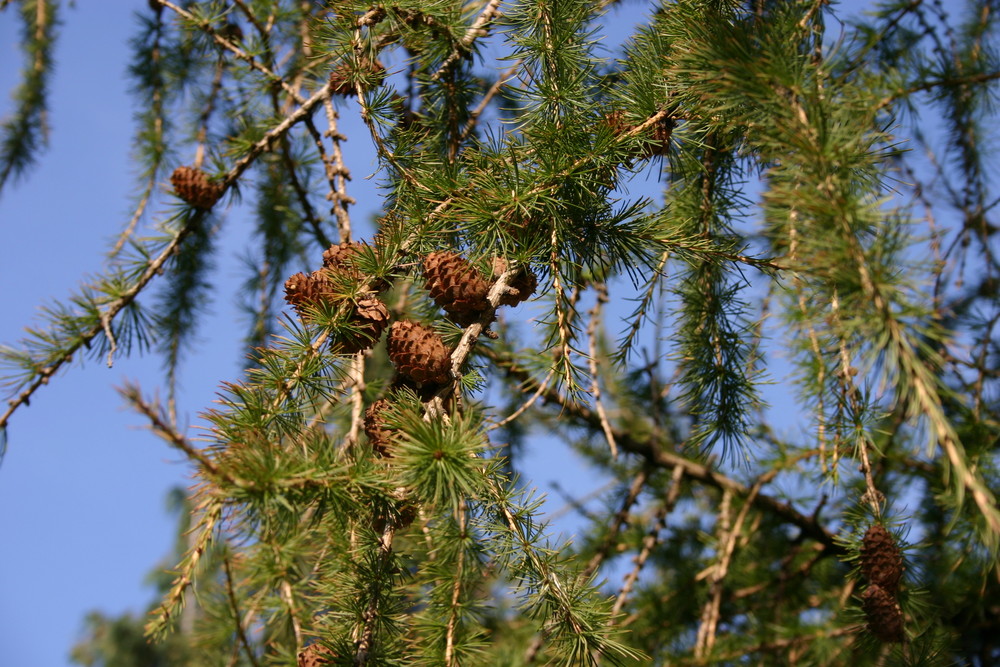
<box><xmin>2</xmin><ymin>0</ymin><xmax>1000</xmax><ymax>664</ymax></box>
<box><xmin>0</xmin><ymin>0</ymin><xmax>59</xmax><ymax>193</ymax></box>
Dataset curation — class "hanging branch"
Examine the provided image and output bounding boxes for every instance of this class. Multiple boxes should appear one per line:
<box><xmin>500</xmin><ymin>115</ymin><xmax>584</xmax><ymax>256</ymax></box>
<box><xmin>0</xmin><ymin>82</ymin><xmax>332</xmax><ymax>431</ymax></box>
<box><xmin>486</xmin><ymin>348</ymin><xmax>843</xmax><ymax>554</ymax></box>
<box><xmin>0</xmin><ymin>0</ymin><xmax>58</xmax><ymax>194</ymax></box>
<box><xmin>430</xmin><ymin>0</ymin><xmax>504</xmax><ymax>82</ymax></box>
<box><xmin>581</xmin><ymin>467</ymin><xmax>650</xmax><ymax>581</ymax></box>
<box><xmin>610</xmin><ymin>467</ymin><xmax>685</xmax><ymax>623</ymax></box>
<box><xmin>222</xmin><ymin>556</ymin><xmax>263</xmax><ymax>667</ymax></box>
<box><xmin>694</xmin><ymin>481</ymin><xmax>762</xmax><ymax>659</ymax></box>
<box><xmin>586</xmin><ymin>282</ymin><xmax>618</xmax><ymax>458</ymax></box>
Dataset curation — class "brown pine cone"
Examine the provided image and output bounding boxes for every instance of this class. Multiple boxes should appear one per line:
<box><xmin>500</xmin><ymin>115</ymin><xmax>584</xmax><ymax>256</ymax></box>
<box><xmin>364</xmin><ymin>399</ymin><xmax>395</xmax><ymax>456</ymax></box>
<box><xmin>490</xmin><ymin>257</ymin><xmax>538</xmax><ymax>307</ymax></box>
<box><xmin>297</xmin><ymin>643</ymin><xmax>336</xmax><ymax>667</ymax></box>
<box><xmin>323</xmin><ymin>241</ymin><xmax>365</xmax><ymax>278</ymax></box>
<box><xmin>644</xmin><ymin>114</ymin><xmax>674</xmax><ymax>157</ymax></box>
<box><xmin>386</xmin><ymin>320</ymin><xmax>451</xmax><ymax>385</ymax></box>
<box><xmin>329</xmin><ymin>60</ymin><xmax>386</xmax><ymax>97</ymax></box>
<box><xmin>170</xmin><ymin>166</ymin><xmax>224</xmax><ymax>209</ymax></box>
<box><xmin>603</xmin><ymin>111</ymin><xmax>673</xmax><ymax>159</ymax></box>
<box><xmin>284</xmin><ymin>272</ymin><xmax>327</xmax><ymax>317</ymax></box>
<box><xmin>861</xmin><ymin>584</ymin><xmax>905</xmax><ymax>643</ymax></box>
<box><xmin>423</xmin><ymin>251</ymin><xmax>492</xmax><ymax>325</ymax></box>
<box><xmin>860</xmin><ymin>524</ymin><xmax>903</xmax><ymax>593</ymax></box>
<box><xmin>332</xmin><ymin>296</ymin><xmax>390</xmax><ymax>354</ymax></box>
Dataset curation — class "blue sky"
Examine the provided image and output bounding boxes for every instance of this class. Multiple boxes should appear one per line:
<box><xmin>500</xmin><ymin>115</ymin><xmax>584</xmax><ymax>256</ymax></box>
<box><xmin>0</xmin><ymin>1</ymin><xmax>888</xmax><ymax>665</ymax></box>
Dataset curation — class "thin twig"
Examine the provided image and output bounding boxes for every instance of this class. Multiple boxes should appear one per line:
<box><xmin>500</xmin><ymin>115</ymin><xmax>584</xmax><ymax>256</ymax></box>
<box><xmin>581</xmin><ymin>467</ymin><xmax>650</xmax><ymax>581</ymax></box>
<box><xmin>458</xmin><ymin>59</ymin><xmax>522</xmax><ymax>145</ymax></box>
<box><xmin>158</xmin><ymin>0</ymin><xmax>307</xmax><ymax>105</ymax></box>
<box><xmin>431</xmin><ymin>0</ymin><xmax>504</xmax><ymax>82</ymax></box>
<box><xmin>223</xmin><ymin>556</ymin><xmax>262</xmax><ymax>667</ymax></box>
<box><xmin>486</xmin><ymin>348</ymin><xmax>844</xmax><ymax>554</ymax></box>
<box><xmin>118</xmin><ymin>380</ymin><xmax>237</xmax><ymax>484</ymax></box>
<box><xmin>610</xmin><ymin>466</ymin><xmax>685</xmax><ymax>621</ymax></box>
<box><xmin>147</xmin><ymin>495</ymin><xmax>223</xmax><ymax>637</ymax></box>
<box><xmin>695</xmin><ymin>481</ymin><xmax>761</xmax><ymax>658</ymax></box>
<box><xmin>354</xmin><ymin>523</ymin><xmax>396</xmax><ymax>664</ymax></box>
<box><xmin>487</xmin><ymin>367</ymin><xmax>556</xmax><ymax>432</ymax></box>
<box><xmin>444</xmin><ymin>503</ymin><xmax>467</xmax><ymax>666</ymax></box>
<box><xmin>587</xmin><ymin>282</ymin><xmax>618</xmax><ymax>458</ymax></box>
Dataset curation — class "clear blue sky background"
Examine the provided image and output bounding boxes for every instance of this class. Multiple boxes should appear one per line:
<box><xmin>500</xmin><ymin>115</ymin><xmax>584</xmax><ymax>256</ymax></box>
<box><xmin>0</xmin><ymin>2</ymin><xmax>877</xmax><ymax>666</ymax></box>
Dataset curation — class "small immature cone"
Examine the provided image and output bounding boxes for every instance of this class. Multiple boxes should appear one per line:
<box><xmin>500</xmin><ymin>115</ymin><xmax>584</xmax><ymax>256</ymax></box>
<box><xmin>170</xmin><ymin>166</ymin><xmax>224</xmax><ymax>209</ymax></box>
<box><xmin>860</xmin><ymin>524</ymin><xmax>903</xmax><ymax>593</ymax></box>
<box><xmin>644</xmin><ymin>113</ymin><xmax>674</xmax><ymax>157</ymax></box>
<box><xmin>861</xmin><ymin>584</ymin><xmax>905</xmax><ymax>643</ymax></box>
<box><xmin>386</xmin><ymin>320</ymin><xmax>451</xmax><ymax>385</ymax></box>
<box><xmin>423</xmin><ymin>251</ymin><xmax>492</xmax><ymax>325</ymax></box>
<box><xmin>364</xmin><ymin>399</ymin><xmax>395</xmax><ymax>456</ymax></box>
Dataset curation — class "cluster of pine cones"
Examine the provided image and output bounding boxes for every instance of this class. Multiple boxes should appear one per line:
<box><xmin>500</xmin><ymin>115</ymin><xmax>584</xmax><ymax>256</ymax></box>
<box><xmin>283</xmin><ymin>244</ymin><xmax>536</xmax><ymax>455</ymax></box>
<box><xmin>284</xmin><ymin>241</ymin><xmax>392</xmax><ymax>355</ymax></box>
<box><xmin>858</xmin><ymin>523</ymin><xmax>905</xmax><ymax>643</ymax></box>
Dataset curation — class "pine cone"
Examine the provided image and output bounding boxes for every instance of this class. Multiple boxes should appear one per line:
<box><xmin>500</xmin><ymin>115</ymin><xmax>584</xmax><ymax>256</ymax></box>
<box><xmin>861</xmin><ymin>584</ymin><xmax>905</xmax><ymax>643</ymax></box>
<box><xmin>860</xmin><ymin>524</ymin><xmax>903</xmax><ymax>593</ymax></box>
<box><xmin>170</xmin><ymin>166</ymin><xmax>224</xmax><ymax>209</ymax></box>
<box><xmin>297</xmin><ymin>643</ymin><xmax>336</xmax><ymax>667</ymax></box>
<box><xmin>284</xmin><ymin>272</ymin><xmax>326</xmax><ymax>316</ymax></box>
<box><xmin>644</xmin><ymin>114</ymin><xmax>674</xmax><ymax>157</ymax></box>
<box><xmin>423</xmin><ymin>251</ymin><xmax>492</xmax><ymax>325</ymax></box>
<box><xmin>364</xmin><ymin>399</ymin><xmax>395</xmax><ymax>456</ymax></box>
<box><xmin>603</xmin><ymin>110</ymin><xmax>673</xmax><ymax>158</ymax></box>
<box><xmin>386</xmin><ymin>320</ymin><xmax>451</xmax><ymax>385</ymax></box>
<box><xmin>329</xmin><ymin>60</ymin><xmax>386</xmax><ymax>97</ymax></box>
<box><xmin>490</xmin><ymin>257</ymin><xmax>538</xmax><ymax>307</ymax></box>
<box><xmin>332</xmin><ymin>296</ymin><xmax>390</xmax><ymax>354</ymax></box>
<box><xmin>323</xmin><ymin>241</ymin><xmax>365</xmax><ymax>278</ymax></box>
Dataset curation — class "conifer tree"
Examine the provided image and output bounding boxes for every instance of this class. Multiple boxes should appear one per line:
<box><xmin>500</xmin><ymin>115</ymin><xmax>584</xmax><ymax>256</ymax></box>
<box><xmin>2</xmin><ymin>0</ymin><xmax>999</xmax><ymax>664</ymax></box>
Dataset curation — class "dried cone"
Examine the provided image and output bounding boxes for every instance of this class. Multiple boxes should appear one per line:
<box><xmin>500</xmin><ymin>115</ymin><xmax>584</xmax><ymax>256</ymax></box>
<box><xmin>423</xmin><ymin>251</ymin><xmax>492</xmax><ymax>325</ymax></box>
<box><xmin>490</xmin><ymin>257</ymin><xmax>538</xmax><ymax>307</ymax></box>
<box><xmin>386</xmin><ymin>320</ymin><xmax>451</xmax><ymax>385</ymax></box>
<box><xmin>364</xmin><ymin>399</ymin><xmax>395</xmax><ymax>456</ymax></box>
<box><xmin>333</xmin><ymin>296</ymin><xmax>390</xmax><ymax>354</ymax></box>
<box><xmin>861</xmin><ymin>524</ymin><xmax>903</xmax><ymax>593</ymax></box>
<box><xmin>170</xmin><ymin>166</ymin><xmax>224</xmax><ymax>209</ymax></box>
<box><xmin>861</xmin><ymin>584</ymin><xmax>905</xmax><ymax>643</ymax></box>
<box><xmin>297</xmin><ymin>643</ymin><xmax>336</xmax><ymax>667</ymax></box>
